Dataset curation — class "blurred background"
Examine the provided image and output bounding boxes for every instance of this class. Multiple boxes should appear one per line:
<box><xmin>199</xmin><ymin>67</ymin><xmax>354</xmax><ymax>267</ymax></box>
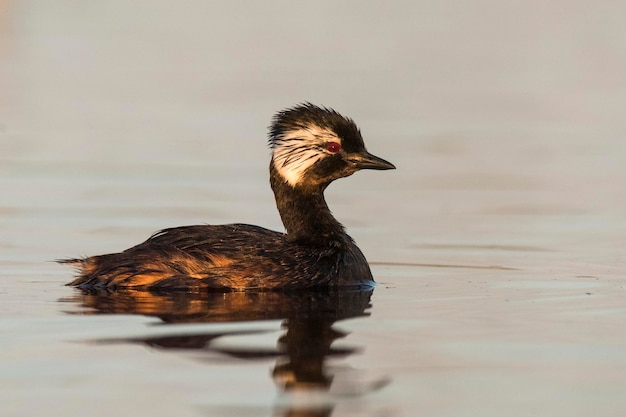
<box><xmin>1</xmin><ymin>1</ymin><xmax>626</xmax><ymax>416</ymax></box>
<box><xmin>2</xmin><ymin>1</ymin><xmax>625</xmax><ymax>244</ymax></box>
<box><xmin>1</xmin><ymin>1</ymin><xmax>624</xmax><ymax>263</ymax></box>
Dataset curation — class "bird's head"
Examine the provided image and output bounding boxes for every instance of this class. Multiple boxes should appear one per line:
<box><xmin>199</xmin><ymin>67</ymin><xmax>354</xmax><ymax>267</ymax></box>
<box><xmin>268</xmin><ymin>103</ymin><xmax>395</xmax><ymax>188</ymax></box>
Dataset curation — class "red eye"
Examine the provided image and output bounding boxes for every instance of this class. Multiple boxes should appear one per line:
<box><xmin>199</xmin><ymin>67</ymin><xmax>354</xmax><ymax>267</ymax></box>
<box><xmin>327</xmin><ymin>142</ymin><xmax>341</xmax><ymax>153</ymax></box>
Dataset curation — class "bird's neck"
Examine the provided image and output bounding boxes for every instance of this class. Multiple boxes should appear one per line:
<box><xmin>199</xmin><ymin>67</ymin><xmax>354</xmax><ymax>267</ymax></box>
<box><xmin>270</xmin><ymin>163</ymin><xmax>347</xmax><ymax>246</ymax></box>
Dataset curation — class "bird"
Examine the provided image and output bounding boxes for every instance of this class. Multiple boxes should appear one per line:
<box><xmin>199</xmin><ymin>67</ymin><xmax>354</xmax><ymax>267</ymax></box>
<box><xmin>61</xmin><ymin>103</ymin><xmax>395</xmax><ymax>291</ymax></box>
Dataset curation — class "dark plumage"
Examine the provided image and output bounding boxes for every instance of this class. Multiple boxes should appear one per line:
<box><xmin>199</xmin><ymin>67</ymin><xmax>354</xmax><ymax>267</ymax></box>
<box><xmin>61</xmin><ymin>103</ymin><xmax>395</xmax><ymax>291</ymax></box>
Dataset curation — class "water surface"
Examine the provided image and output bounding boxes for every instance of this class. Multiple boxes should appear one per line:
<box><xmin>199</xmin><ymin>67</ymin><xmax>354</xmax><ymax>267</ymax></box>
<box><xmin>2</xmin><ymin>1</ymin><xmax>626</xmax><ymax>416</ymax></box>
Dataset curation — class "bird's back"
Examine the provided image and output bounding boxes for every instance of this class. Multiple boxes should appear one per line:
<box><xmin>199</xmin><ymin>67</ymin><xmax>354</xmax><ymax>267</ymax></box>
<box><xmin>65</xmin><ymin>224</ymin><xmax>373</xmax><ymax>291</ymax></box>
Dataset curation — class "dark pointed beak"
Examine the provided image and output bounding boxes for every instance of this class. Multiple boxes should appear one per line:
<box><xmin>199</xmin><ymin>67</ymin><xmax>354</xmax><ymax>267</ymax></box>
<box><xmin>349</xmin><ymin>151</ymin><xmax>396</xmax><ymax>171</ymax></box>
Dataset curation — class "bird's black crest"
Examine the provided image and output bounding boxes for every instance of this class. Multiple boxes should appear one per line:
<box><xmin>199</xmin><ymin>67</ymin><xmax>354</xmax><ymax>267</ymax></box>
<box><xmin>269</xmin><ymin>103</ymin><xmax>365</xmax><ymax>153</ymax></box>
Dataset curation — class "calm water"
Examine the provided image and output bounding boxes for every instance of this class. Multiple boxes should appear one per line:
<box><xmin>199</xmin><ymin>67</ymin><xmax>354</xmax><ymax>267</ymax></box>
<box><xmin>2</xmin><ymin>1</ymin><xmax>626</xmax><ymax>416</ymax></box>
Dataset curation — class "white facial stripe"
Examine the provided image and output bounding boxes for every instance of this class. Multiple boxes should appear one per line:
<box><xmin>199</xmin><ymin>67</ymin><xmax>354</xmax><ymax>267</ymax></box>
<box><xmin>272</xmin><ymin>126</ymin><xmax>341</xmax><ymax>187</ymax></box>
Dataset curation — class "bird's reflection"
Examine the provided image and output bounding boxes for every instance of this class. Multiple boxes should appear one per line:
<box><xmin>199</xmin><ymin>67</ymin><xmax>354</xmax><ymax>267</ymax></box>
<box><xmin>60</xmin><ymin>288</ymin><xmax>385</xmax><ymax>416</ymax></box>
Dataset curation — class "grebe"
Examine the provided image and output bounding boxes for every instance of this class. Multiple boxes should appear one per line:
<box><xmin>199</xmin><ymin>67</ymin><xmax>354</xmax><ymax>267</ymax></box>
<box><xmin>62</xmin><ymin>103</ymin><xmax>395</xmax><ymax>291</ymax></box>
